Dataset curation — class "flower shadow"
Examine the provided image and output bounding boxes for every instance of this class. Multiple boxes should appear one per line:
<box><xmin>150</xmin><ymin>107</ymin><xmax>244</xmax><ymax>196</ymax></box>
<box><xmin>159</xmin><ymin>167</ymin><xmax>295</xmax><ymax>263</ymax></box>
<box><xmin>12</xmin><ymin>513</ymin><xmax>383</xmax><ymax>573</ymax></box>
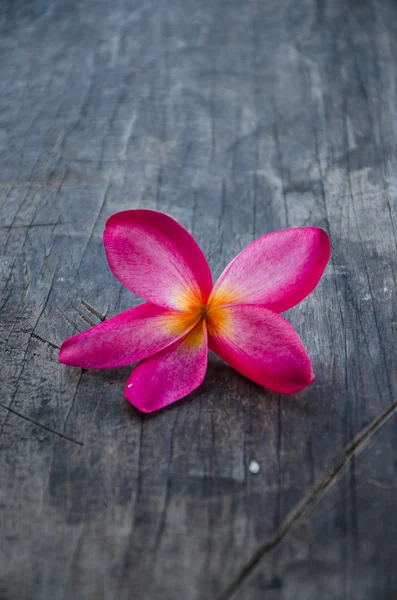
<box><xmin>83</xmin><ymin>348</ymin><xmax>319</xmax><ymax>425</ymax></box>
<box><xmin>119</xmin><ymin>352</ymin><xmax>316</xmax><ymax>423</ymax></box>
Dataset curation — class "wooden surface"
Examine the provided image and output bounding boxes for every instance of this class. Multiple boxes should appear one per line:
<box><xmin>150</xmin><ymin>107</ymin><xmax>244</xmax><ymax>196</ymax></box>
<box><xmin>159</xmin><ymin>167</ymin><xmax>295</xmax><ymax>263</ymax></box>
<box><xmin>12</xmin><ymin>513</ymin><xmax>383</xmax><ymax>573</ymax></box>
<box><xmin>1</xmin><ymin>1</ymin><xmax>397</xmax><ymax>599</ymax></box>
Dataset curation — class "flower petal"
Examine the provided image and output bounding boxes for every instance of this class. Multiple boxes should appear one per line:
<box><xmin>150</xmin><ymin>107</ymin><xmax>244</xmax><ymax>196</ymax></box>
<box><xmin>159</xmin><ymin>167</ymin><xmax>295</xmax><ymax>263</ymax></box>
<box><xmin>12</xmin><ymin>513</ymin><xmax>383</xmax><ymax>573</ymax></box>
<box><xmin>59</xmin><ymin>303</ymin><xmax>199</xmax><ymax>369</ymax></box>
<box><xmin>209</xmin><ymin>227</ymin><xmax>330</xmax><ymax>313</ymax></box>
<box><xmin>104</xmin><ymin>210</ymin><xmax>213</xmax><ymax>311</ymax></box>
<box><xmin>125</xmin><ymin>321</ymin><xmax>208</xmax><ymax>413</ymax></box>
<box><xmin>207</xmin><ymin>304</ymin><xmax>314</xmax><ymax>394</ymax></box>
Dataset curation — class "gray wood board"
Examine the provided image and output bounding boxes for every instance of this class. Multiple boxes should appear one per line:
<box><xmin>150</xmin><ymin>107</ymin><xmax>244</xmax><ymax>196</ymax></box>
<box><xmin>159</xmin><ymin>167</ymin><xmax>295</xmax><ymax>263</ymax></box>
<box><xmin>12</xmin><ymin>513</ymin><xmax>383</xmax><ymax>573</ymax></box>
<box><xmin>1</xmin><ymin>0</ymin><xmax>397</xmax><ymax>599</ymax></box>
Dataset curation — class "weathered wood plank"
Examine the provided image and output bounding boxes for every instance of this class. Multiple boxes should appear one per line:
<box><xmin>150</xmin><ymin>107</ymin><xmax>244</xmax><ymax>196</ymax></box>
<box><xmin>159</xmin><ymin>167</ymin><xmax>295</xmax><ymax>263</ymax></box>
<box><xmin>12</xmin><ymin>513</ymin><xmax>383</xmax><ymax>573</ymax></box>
<box><xmin>1</xmin><ymin>0</ymin><xmax>397</xmax><ymax>599</ymax></box>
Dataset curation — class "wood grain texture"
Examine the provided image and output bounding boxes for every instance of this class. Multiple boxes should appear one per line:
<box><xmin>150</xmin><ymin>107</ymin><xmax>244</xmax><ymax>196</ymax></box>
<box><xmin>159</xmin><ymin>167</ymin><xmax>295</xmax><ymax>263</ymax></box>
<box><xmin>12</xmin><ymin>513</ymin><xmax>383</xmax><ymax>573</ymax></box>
<box><xmin>1</xmin><ymin>0</ymin><xmax>397</xmax><ymax>599</ymax></box>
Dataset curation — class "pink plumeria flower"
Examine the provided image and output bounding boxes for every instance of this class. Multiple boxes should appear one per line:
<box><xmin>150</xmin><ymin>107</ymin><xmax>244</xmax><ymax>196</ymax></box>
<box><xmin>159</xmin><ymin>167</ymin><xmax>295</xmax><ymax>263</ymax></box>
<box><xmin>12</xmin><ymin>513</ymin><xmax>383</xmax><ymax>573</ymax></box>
<box><xmin>59</xmin><ymin>210</ymin><xmax>330</xmax><ymax>413</ymax></box>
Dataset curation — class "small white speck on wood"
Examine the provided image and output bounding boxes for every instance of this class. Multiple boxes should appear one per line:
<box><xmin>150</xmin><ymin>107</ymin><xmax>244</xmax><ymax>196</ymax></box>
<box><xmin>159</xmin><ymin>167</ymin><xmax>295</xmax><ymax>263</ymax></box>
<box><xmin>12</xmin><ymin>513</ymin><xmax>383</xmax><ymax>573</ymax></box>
<box><xmin>248</xmin><ymin>460</ymin><xmax>260</xmax><ymax>474</ymax></box>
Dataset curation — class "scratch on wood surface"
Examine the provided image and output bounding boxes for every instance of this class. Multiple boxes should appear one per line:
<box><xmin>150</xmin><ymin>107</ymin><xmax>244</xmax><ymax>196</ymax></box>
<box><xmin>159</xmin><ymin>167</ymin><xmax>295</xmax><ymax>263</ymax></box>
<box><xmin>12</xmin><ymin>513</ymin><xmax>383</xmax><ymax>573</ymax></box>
<box><xmin>23</xmin><ymin>259</ymin><xmax>30</xmax><ymax>297</ymax></box>
<box><xmin>29</xmin><ymin>332</ymin><xmax>60</xmax><ymax>351</ymax></box>
<box><xmin>0</xmin><ymin>403</ymin><xmax>83</xmax><ymax>447</ymax></box>
<box><xmin>0</xmin><ymin>220</ymin><xmax>97</xmax><ymax>230</ymax></box>
<box><xmin>74</xmin><ymin>177</ymin><xmax>111</xmax><ymax>276</ymax></box>
<box><xmin>56</xmin><ymin>306</ymin><xmax>81</xmax><ymax>333</ymax></box>
<box><xmin>217</xmin><ymin>400</ymin><xmax>397</xmax><ymax>600</ymax></box>
<box><xmin>0</xmin><ymin>260</ymin><xmax>16</xmax><ymax>312</ymax></box>
<box><xmin>365</xmin><ymin>478</ymin><xmax>397</xmax><ymax>490</ymax></box>
<box><xmin>63</xmin><ymin>371</ymin><xmax>83</xmax><ymax>433</ymax></box>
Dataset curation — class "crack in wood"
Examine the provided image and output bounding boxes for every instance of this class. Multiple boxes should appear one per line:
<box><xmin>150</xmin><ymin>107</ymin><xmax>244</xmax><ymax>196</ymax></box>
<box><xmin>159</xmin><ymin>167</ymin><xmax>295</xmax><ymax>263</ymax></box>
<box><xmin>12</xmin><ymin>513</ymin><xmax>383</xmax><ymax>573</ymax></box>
<box><xmin>28</xmin><ymin>332</ymin><xmax>60</xmax><ymax>351</ymax></box>
<box><xmin>72</xmin><ymin>304</ymin><xmax>97</xmax><ymax>328</ymax></box>
<box><xmin>0</xmin><ymin>221</ymin><xmax>97</xmax><ymax>230</ymax></box>
<box><xmin>0</xmin><ymin>403</ymin><xmax>83</xmax><ymax>447</ymax></box>
<box><xmin>80</xmin><ymin>299</ymin><xmax>107</xmax><ymax>322</ymax></box>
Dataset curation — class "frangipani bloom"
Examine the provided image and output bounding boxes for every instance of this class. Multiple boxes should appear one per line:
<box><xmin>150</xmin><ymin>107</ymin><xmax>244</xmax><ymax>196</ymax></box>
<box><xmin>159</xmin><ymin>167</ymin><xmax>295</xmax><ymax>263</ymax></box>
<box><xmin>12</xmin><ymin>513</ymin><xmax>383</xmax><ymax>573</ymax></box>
<box><xmin>59</xmin><ymin>210</ymin><xmax>330</xmax><ymax>412</ymax></box>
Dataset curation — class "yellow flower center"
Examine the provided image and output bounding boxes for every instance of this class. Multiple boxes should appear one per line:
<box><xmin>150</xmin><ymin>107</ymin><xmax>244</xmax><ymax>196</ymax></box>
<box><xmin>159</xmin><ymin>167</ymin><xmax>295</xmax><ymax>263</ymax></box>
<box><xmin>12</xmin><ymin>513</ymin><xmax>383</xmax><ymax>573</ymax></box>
<box><xmin>171</xmin><ymin>285</ymin><xmax>235</xmax><ymax>343</ymax></box>
<box><xmin>188</xmin><ymin>300</ymin><xmax>230</xmax><ymax>338</ymax></box>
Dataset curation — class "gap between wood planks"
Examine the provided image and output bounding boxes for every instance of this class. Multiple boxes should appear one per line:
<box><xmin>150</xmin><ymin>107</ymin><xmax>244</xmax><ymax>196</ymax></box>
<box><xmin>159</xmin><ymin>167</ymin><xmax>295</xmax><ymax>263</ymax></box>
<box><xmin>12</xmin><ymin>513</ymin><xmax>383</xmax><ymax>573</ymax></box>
<box><xmin>216</xmin><ymin>400</ymin><xmax>397</xmax><ymax>600</ymax></box>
